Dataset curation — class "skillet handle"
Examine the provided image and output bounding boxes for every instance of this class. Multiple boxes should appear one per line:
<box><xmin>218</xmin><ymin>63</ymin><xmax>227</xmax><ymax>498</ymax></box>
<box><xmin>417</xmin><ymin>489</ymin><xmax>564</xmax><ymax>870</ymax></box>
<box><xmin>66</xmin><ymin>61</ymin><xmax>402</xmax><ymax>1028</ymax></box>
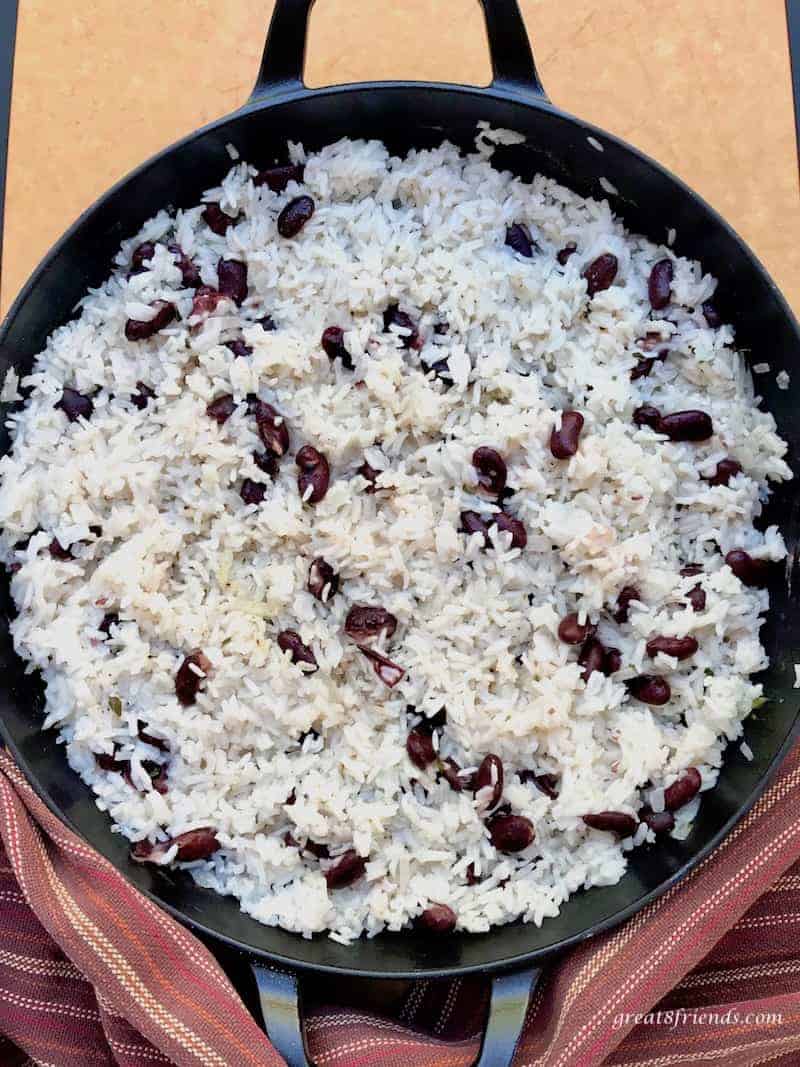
<box><xmin>251</xmin><ymin>961</ymin><xmax>543</xmax><ymax>1067</ymax></box>
<box><xmin>251</xmin><ymin>0</ymin><xmax>547</xmax><ymax>102</ymax></box>
<box><xmin>252</xmin><ymin>965</ymin><xmax>310</xmax><ymax>1066</ymax></box>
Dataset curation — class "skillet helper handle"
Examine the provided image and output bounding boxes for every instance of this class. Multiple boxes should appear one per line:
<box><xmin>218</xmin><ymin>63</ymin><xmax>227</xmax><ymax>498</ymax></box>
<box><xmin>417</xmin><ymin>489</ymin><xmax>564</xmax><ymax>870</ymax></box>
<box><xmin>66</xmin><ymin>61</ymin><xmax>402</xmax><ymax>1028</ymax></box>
<box><xmin>252</xmin><ymin>961</ymin><xmax>543</xmax><ymax>1067</ymax></box>
<box><xmin>252</xmin><ymin>0</ymin><xmax>547</xmax><ymax>101</ymax></box>
<box><xmin>0</xmin><ymin>0</ymin><xmax>18</xmax><ymax>279</ymax></box>
<box><xmin>252</xmin><ymin>965</ymin><xmax>310</xmax><ymax>1066</ymax></box>
<box><xmin>787</xmin><ymin>0</ymin><xmax>800</xmax><ymax>171</ymax></box>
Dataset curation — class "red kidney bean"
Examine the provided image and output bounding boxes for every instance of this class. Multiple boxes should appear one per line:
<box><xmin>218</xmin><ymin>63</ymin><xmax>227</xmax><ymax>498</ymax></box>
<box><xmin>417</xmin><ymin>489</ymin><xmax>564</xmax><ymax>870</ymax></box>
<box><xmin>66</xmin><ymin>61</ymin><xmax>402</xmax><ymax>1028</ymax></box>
<box><xmin>460</xmin><ymin>511</ymin><xmax>488</xmax><ymax>543</ymax></box>
<box><xmin>357</xmin><ymin>645</ymin><xmax>405</xmax><ymax>687</ymax></box>
<box><xmin>99</xmin><ymin>612</ymin><xmax>119</xmax><ymax>636</ymax></box>
<box><xmin>277</xmin><ymin>630</ymin><xmax>318</xmax><ymax>671</ymax></box>
<box><xmin>324</xmin><ymin>850</ymin><xmax>366</xmax><ymax>889</ymax></box>
<box><xmin>425</xmin><ymin>707</ymin><xmax>447</xmax><ymax>730</ymax></box>
<box><xmin>493</xmin><ymin>511</ymin><xmax>527</xmax><ymax>550</ymax></box>
<box><xmin>557</xmin><ymin>241</ymin><xmax>577</xmax><ymax>265</ymax></box>
<box><xmin>175</xmin><ymin>650</ymin><xmax>211</xmax><ymax>706</ymax></box>
<box><xmin>278</xmin><ymin>195</ymin><xmax>315</xmax><ymax>238</ymax></box>
<box><xmin>143</xmin><ymin>761</ymin><xmax>169</xmax><ymax>795</ymax></box>
<box><xmin>131</xmin><ymin>381</ymin><xmax>155</xmax><ymax>410</ymax></box>
<box><xmin>383</xmin><ymin>304</ymin><xmax>421</xmax><ymax>349</ymax></box>
<box><xmin>532</xmin><ymin>773</ymin><xmax>559</xmax><ymax>798</ymax></box>
<box><xmin>664</xmin><ymin>767</ymin><xmax>702</xmax><ymax>810</ymax></box>
<box><xmin>138</xmin><ymin>720</ymin><xmax>169</xmax><ymax>752</ymax></box>
<box><xmin>206</xmin><ymin>394</ymin><xmax>236</xmax><ymax>424</ymax></box>
<box><xmin>625</xmin><ymin>675</ymin><xmax>671</xmax><ymax>706</ymax></box>
<box><xmin>225</xmin><ymin>339</ymin><xmax>252</xmax><ymax>358</ymax></box>
<box><xmin>308</xmin><ymin>557</ymin><xmax>339</xmax><ymax>601</ymax></box>
<box><xmin>345</xmin><ymin>605</ymin><xmax>397</xmax><ymax>641</ymax></box>
<box><xmin>125</xmin><ymin>300</ymin><xmax>176</xmax><ymax>341</ymax></box>
<box><xmin>422</xmin><ymin>357</ymin><xmax>453</xmax><ymax>387</ymax></box>
<box><xmin>251</xmin><ymin>401</ymin><xmax>290</xmax><ymax>457</ymax></box>
<box><xmin>48</xmin><ymin>538</ymin><xmax>73</xmax><ymax>560</ymax></box>
<box><xmin>417</xmin><ymin>903</ymin><xmax>457</xmax><ymax>933</ymax></box>
<box><xmin>130</xmin><ymin>241</ymin><xmax>156</xmax><ymax>273</ymax></box>
<box><xmin>630</xmin><ymin>346</ymin><xmax>669</xmax><ymax>380</ymax></box>
<box><xmin>578</xmin><ymin>636</ymin><xmax>606</xmax><ymax>681</ymax></box>
<box><xmin>167</xmin><ymin>243</ymin><xmax>201</xmax><ymax>287</ymax></box>
<box><xmin>604</xmin><ymin>647</ymin><xmax>622</xmax><ymax>675</ymax></box>
<box><xmin>56</xmin><ymin>387</ymin><xmax>94</xmax><ymax>422</ymax></box>
<box><xmin>702</xmin><ymin>301</ymin><xmax>721</xmax><ymax>328</ymax></box>
<box><xmin>472</xmin><ymin>447</ymin><xmax>507</xmax><ymax>496</ymax></box>
<box><xmin>648</xmin><ymin>258</ymin><xmax>674</xmax><ymax>310</ymax></box>
<box><xmin>358</xmin><ymin>459</ymin><xmax>380</xmax><ymax>492</ymax></box>
<box><xmin>202</xmin><ymin>202</ymin><xmax>239</xmax><ymax>235</ymax></box>
<box><xmin>613</xmin><ymin>585</ymin><xmax>641</xmax><ymax>623</ymax></box>
<box><xmin>240</xmin><ymin>478</ymin><xmax>266</xmax><ymax>505</ymax></box>
<box><xmin>550</xmin><ymin>411</ymin><xmax>584</xmax><ymax>459</ymax></box>
<box><xmin>255</xmin><ymin>163</ymin><xmax>304</xmax><ymax>191</ymax></box>
<box><xmin>659</xmin><ymin>411</ymin><xmax>713</xmax><ymax>442</ymax></box>
<box><xmin>217</xmin><ymin>259</ymin><xmax>248</xmax><ymax>306</ymax></box>
<box><xmin>583</xmin><ymin>253</ymin><xmax>618</xmax><ymax>296</ymax></box>
<box><xmin>680</xmin><ymin>564</ymin><xmax>704</xmax><ymax>577</ymax></box>
<box><xmin>582</xmin><ymin>812</ymin><xmax>638</xmax><ymax>838</ymax></box>
<box><xmin>725</xmin><ymin>549</ymin><xmax>772</xmax><ymax>587</ymax></box>
<box><xmin>640</xmin><ymin>808</ymin><xmax>675</xmax><ymax>834</ymax></box>
<box><xmin>518</xmin><ymin>770</ymin><xmax>559</xmax><ymax>798</ymax></box>
<box><xmin>558</xmin><ymin>612</ymin><xmax>596</xmax><ymax>645</ymax></box>
<box><xmin>474</xmin><ymin>754</ymin><xmax>504</xmax><ymax>809</ymax></box>
<box><xmin>253</xmin><ymin>450</ymin><xmax>279</xmax><ymax>480</ymax></box>
<box><xmin>133</xmin><ymin>827</ymin><xmax>221</xmax><ymax>864</ymax></box>
<box><xmin>630</xmin><ymin>356</ymin><xmax>656</xmax><ymax>381</ymax></box>
<box><xmin>191</xmin><ymin>285</ymin><xmax>222</xmax><ymax>317</ymax></box>
<box><xmin>646</xmin><ymin>634</ymin><xmax>699</xmax><ymax>660</ymax></box>
<box><xmin>321</xmin><ymin>326</ymin><xmax>354</xmax><ymax>370</ymax></box>
<box><xmin>258</xmin><ymin>314</ymin><xmax>277</xmax><ymax>331</ymax></box>
<box><xmin>687</xmin><ymin>584</ymin><xmax>706</xmax><ymax>612</ymax></box>
<box><xmin>489</xmin><ymin>814</ymin><xmax>535</xmax><ymax>852</ymax></box>
<box><xmin>706</xmin><ymin>459</ymin><xmax>743</xmax><ymax>486</ymax></box>
<box><xmin>505</xmin><ymin>222</ymin><xmax>534</xmax><ymax>257</ymax></box>
<box><xmin>461</xmin><ymin>509</ymin><xmax>525</xmax><ymax>549</ymax></box>
<box><xmin>465</xmin><ymin>862</ymin><xmax>481</xmax><ymax>885</ymax></box>
<box><xmin>304</xmin><ymin>840</ymin><xmax>330</xmax><ymax>859</ymax></box>
<box><xmin>95</xmin><ymin>751</ymin><xmax>129</xmax><ymax>774</ymax></box>
<box><xmin>633</xmin><ymin>404</ymin><xmax>663</xmax><ymax>430</ymax></box>
<box><xmin>296</xmin><ymin>445</ymin><xmax>331</xmax><ymax>504</ymax></box>
<box><xmin>440</xmin><ymin>758</ymin><xmax>475</xmax><ymax>792</ymax></box>
<box><xmin>407</xmin><ymin>729</ymin><xmax>436</xmax><ymax>770</ymax></box>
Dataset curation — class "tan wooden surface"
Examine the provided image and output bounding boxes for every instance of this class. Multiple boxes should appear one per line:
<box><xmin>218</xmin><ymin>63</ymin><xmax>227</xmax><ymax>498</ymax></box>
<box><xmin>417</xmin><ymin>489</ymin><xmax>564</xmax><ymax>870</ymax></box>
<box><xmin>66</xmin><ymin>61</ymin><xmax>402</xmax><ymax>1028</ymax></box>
<box><xmin>2</xmin><ymin>0</ymin><xmax>798</xmax><ymax>315</ymax></box>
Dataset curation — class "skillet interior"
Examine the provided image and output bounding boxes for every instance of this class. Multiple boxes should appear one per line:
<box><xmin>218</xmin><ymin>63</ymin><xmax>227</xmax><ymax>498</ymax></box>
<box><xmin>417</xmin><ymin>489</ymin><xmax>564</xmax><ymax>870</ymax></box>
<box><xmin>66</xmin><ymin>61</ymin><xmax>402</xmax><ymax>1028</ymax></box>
<box><xmin>1</xmin><ymin>84</ymin><xmax>799</xmax><ymax>979</ymax></box>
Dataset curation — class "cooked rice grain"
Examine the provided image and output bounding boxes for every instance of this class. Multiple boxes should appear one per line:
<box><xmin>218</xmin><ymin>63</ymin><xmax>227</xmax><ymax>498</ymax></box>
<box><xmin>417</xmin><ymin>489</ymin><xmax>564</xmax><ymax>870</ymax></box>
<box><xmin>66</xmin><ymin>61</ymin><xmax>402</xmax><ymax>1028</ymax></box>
<box><xmin>0</xmin><ymin>136</ymin><xmax>790</xmax><ymax>941</ymax></box>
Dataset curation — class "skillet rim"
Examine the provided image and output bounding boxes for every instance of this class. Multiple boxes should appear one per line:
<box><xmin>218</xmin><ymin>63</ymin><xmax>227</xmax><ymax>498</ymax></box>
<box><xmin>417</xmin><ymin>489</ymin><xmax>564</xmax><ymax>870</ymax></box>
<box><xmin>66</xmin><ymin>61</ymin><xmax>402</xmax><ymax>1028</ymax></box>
<box><xmin>2</xmin><ymin>79</ymin><xmax>800</xmax><ymax>979</ymax></box>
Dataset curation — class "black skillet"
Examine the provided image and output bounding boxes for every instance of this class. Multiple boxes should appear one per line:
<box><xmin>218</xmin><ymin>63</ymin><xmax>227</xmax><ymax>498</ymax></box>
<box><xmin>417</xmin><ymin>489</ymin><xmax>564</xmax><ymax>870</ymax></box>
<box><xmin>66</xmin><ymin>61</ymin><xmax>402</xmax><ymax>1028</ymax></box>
<box><xmin>2</xmin><ymin>3</ymin><xmax>800</xmax><ymax>1064</ymax></box>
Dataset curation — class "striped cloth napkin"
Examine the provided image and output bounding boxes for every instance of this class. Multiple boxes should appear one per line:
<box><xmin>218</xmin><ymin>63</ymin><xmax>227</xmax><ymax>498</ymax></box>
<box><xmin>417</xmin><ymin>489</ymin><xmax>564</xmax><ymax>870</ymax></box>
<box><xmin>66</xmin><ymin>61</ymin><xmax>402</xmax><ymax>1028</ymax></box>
<box><xmin>1</xmin><ymin>743</ymin><xmax>800</xmax><ymax>1067</ymax></box>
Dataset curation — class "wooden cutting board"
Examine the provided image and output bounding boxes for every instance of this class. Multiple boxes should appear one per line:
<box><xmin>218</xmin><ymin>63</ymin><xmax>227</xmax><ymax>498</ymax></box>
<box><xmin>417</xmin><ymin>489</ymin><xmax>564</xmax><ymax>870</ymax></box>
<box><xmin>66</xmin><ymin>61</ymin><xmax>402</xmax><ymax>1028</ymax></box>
<box><xmin>2</xmin><ymin>0</ymin><xmax>798</xmax><ymax>315</ymax></box>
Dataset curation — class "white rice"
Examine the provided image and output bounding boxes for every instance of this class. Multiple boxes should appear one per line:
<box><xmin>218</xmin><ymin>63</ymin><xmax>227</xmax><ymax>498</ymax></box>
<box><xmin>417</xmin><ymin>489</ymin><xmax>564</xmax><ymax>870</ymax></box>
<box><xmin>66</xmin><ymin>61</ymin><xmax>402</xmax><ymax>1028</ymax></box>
<box><xmin>0</xmin><ymin>135</ymin><xmax>791</xmax><ymax>942</ymax></box>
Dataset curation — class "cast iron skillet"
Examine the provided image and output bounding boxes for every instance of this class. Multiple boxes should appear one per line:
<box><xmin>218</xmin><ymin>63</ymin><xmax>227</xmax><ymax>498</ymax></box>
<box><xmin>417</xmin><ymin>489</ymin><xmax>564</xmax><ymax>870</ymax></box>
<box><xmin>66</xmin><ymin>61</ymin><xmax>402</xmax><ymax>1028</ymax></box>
<box><xmin>2</xmin><ymin>2</ymin><xmax>800</xmax><ymax>1063</ymax></box>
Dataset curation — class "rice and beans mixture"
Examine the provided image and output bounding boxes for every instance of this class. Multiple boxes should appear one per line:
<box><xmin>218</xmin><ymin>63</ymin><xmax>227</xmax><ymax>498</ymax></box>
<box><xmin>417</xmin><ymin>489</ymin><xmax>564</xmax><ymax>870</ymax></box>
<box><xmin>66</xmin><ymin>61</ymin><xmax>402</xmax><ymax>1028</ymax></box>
<box><xmin>0</xmin><ymin>135</ymin><xmax>791</xmax><ymax>942</ymax></box>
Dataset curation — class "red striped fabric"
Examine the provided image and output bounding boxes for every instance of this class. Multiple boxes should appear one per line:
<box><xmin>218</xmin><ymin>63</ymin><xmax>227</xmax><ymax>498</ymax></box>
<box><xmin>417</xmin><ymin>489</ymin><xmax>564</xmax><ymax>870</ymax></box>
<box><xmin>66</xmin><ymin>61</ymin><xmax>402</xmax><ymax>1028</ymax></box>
<box><xmin>2</xmin><ymin>743</ymin><xmax>800</xmax><ymax>1066</ymax></box>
